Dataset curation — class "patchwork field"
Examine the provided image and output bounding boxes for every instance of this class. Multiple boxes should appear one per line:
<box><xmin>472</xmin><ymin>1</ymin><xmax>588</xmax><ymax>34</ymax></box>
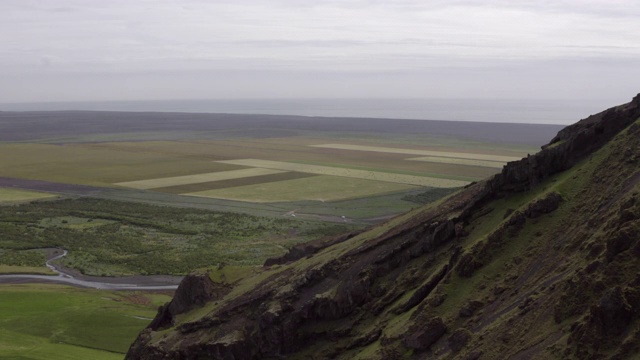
<box><xmin>187</xmin><ymin>175</ymin><xmax>418</xmax><ymax>202</ymax></box>
<box><xmin>0</xmin><ymin>111</ymin><xmax>558</xmax><ymax>221</ymax></box>
<box><xmin>0</xmin><ymin>136</ymin><xmax>527</xmax><ymax>218</ymax></box>
<box><xmin>215</xmin><ymin>159</ymin><xmax>471</xmax><ymax>188</ymax></box>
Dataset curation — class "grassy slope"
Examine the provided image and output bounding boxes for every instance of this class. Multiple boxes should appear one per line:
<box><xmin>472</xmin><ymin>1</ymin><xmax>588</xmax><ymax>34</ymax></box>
<box><xmin>132</xmin><ymin>117</ymin><xmax>639</xmax><ymax>359</ymax></box>
<box><xmin>0</xmin><ymin>284</ymin><xmax>172</xmax><ymax>360</ymax></box>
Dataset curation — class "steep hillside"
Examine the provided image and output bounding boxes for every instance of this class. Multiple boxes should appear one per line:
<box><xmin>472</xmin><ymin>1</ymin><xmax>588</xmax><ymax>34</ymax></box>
<box><xmin>127</xmin><ymin>95</ymin><xmax>640</xmax><ymax>360</ymax></box>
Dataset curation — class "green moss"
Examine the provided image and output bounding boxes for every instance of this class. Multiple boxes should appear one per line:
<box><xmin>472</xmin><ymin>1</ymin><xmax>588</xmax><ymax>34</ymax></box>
<box><xmin>207</xmin><ymin>265</ymin><xmax>256</xmax><ymax>284</ymax></box>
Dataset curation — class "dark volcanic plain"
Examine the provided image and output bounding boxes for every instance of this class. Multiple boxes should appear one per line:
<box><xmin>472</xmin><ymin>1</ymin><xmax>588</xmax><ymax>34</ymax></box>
<box><xmin>0</xmin><ymin>111</ymin><xmax>562</xmax><ymax>145</ymax></box>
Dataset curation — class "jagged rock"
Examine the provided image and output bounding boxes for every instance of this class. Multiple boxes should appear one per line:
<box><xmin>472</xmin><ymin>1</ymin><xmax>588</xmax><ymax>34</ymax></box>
<box><xmin>264</xmin><ymin>231</ymin><xmax>360</xmax><ymax>266</ymax></box>
<box><xmin>590</xmin><ymin>287</ymin><xmax>634</xmax><ymax>336</ymax></box>
<box><xmin>448</xmin><ymin>328</ymin><xmax>471</xmax><ymax>352</ymax></box>
<box><xmin>524</xmin><ymin>192</ymin><xmax>563</xmax><ymax>218</ymax></box>
<box><xmin>403</xmin><ymin>317</ymin><xmax>447</xmax><ymax>350</ymax></box>
<box><xmin>459</xmin><ymin>300</ymin><xmax>484</xmax><ymax>318</ymax></box>
<box><xmin>149</xmin><ymin>272</ymin><xmax>229</xmax><ymax>330</ymax></box>
<box><xmin>464</xmin><ymin>351</ymin><xmax>483</xmax><ymax>360</ymax></box>
<box><xmin>503</xmin><ymin>208</ymin><xmax>515</xmax><ymax>219</ymax></box>
<box><xmin>570</xmin><ymin>287</ymin><xmax>637</xmax><ymax>358</ymax></box>
<box><xmin>606</xmin><ymin>225</ymin><xmax>639</xmax><ymax>261</ymax></box>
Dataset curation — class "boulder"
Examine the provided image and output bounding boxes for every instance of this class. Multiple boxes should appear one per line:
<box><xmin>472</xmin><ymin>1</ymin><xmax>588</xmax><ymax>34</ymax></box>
<box><xmin>403</xmin><ymin>317</ymin><xmax>447</xmax><ymax>350</ymax></box>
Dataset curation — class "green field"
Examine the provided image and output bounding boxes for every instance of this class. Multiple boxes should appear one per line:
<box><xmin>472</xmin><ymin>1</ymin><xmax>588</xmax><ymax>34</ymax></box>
<box><xmin>0</xmin><ymin>188</ymin><xmax>57</xmax><ymax>203</ymax></box>
<box><xmin>0</xmin><ymin>133</ymin><xmax>530</xmax><ymax>244</ymax></box>
<box><xmin>0</xmin><ymin>136</ymin><xmax>526</xmax><ymax>207</ymax></box>
<box><xmin>0</xmin><ymin>284</ymin><xmax>171</xmax><ymax>359</ymax></box>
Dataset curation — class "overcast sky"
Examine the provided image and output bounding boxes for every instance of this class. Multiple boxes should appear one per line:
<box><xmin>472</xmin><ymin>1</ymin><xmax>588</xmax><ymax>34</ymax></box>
<box><xmin>1</xmin><ymin>0</ymin><xmax>639</xmax><ymax>104</ymax></box>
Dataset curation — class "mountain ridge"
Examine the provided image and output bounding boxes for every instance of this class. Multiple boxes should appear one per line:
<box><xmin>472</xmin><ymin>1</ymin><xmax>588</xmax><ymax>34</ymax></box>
<box><xmin>127</xmin><ymin>94</ymin><xmax>640</xmax><ymax>359</ymax></box>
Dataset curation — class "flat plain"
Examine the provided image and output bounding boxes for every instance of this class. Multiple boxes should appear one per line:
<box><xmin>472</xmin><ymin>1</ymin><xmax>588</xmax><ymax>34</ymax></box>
<box><xmin>0</xmin><ymin>188</ymin><xmax>57</xmax><ymax>203</ymax></box>
<box><xmin>187</xmin><ymin>175</ymin><xmax>418</xmax><ymax>202</ymax></box>
<box><xmin>0</xmin><ymin>111</ymin><xmax>562</xmax><ymax>221</ymax></box>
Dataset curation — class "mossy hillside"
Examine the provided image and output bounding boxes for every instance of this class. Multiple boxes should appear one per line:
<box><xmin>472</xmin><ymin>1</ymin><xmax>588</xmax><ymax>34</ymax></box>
<box><xmin>125</xmin><ymin>101</ymin><xmax>640</xmax><ymax>359</ymax></box>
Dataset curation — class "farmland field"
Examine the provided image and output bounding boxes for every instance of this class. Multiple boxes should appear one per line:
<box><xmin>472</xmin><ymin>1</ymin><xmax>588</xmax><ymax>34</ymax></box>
<box><xmin>407</xmin><ymin>156</ymin><xmax>506</xmax><ymax>168</ymax></box>
<box><xmin>215</xmin><ymin>159</ymin><xmax>471</xmax><ymax>187</ymax></box>
<box><xmin>187</xmin><ymin>175</ymin><xmax>418</xmax><ymax>202</ymax></box>
<box><xmin>115</xmin><ymin>168</ymin><xmax>286</xmax><ymax>189</ymax></box>
<box><xmin>0</xmin><ymin>111</ymin><xmax>560</xmax><ymax>221</ymax></box>
<box><xmin>309</xmin><ymin>143</ymin><xmax>522</xmax><ymax>162</ymax></box>
<box><xmin>0</xmin><ymin>188</ymin><xmax>57</xmax><ymax>203</ymax></box>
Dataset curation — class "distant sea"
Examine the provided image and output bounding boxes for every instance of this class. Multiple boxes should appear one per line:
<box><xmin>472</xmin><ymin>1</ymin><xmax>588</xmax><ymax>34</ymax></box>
<box><xmin>0</xmin><ymin>98</ymin><xmax>621</xmax><ymax>125</ymax></box>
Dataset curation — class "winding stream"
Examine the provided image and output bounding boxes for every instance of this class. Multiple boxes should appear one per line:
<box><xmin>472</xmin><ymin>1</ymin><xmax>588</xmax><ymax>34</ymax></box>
<box><xmin>0</xmin><ymin>249</ymin><xmax>180</xmax><ymax>290</ymax></box>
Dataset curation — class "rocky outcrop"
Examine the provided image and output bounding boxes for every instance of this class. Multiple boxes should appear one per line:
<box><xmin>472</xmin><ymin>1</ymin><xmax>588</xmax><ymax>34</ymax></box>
<box><xmin>264</xmin><ymin>230</ymin><xmax>361</xmax><ymax>266</ymax></box>
<box><xmin>148</xmin><ymin>272</ymin><xmax>230</xmax><ymax>330</ymax></box>
<box><xmin>402</xmin><ymin>317</ymin><xmax>447</xmax><ymax>350</ymax></box>
<box><xmin>485</xmin><ymin>93</ymin><xmax>639</xmax><ymax>195</ymax></box>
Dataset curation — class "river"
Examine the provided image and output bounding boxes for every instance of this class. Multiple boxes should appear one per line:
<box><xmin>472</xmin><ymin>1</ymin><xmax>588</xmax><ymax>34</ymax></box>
<box><xmin>0</xmin><ymin>249</ymin><xmax>180</xmax><ymax>290</ymax></box>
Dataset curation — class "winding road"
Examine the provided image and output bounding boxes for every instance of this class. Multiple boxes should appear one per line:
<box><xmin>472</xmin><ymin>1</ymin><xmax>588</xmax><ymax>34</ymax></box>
<box><xmin>0</xmin><ymin>249</ymin><xmax>181</xmax><ymax>290</ymax></box>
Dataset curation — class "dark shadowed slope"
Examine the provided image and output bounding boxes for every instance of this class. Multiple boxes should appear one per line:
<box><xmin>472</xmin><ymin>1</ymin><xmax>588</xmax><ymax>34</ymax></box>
<box><xmin>126</xmin><ymin>94</ymin><xmax>639</xmax><ymax>359</ymax></box>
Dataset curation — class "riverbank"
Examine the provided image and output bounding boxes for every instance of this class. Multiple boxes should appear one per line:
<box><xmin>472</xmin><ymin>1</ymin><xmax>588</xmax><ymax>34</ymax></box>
<box><xmin>0</xmin><ymin>248</ymin><xmax>182</xmax><ymax>290</ymax></box>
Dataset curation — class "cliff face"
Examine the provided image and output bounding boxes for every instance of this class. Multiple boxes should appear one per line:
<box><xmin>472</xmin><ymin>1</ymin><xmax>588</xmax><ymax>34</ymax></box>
<box><xmin>127</xmin><ymin>95</ymin><xmax>640</xmax><ymax>360</ymax></box>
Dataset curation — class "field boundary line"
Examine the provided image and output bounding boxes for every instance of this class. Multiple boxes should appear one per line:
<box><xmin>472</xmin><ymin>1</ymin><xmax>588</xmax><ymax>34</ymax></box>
<box><xmin>310</xmin><ymin>143</ymin><xmax>521</xmax><ymax>162</ymax></box>
<box><xmin>215</xmin><ymin>159</ymin><xmax>469</xmax><ymax>188</ymax></box>
<box><xmin>407</xmin><ymin>156</ymin><xmax>506</xmax><ymax>168</ymax></box>
<box><xmin>114</xmin><ymin>168</ymin><xmax>286</xmax><ymax>189</ymax></box>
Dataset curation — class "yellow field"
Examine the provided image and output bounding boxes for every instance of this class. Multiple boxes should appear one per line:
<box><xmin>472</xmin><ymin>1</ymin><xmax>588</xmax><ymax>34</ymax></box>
<box><xmin>407</xmin><ymin>156</ymin><xmax>506</xmax><ymax>168</ymax></box>
<box><xmin>310</xmin><ymin>144</ymin><xmax>522</xmax><ymax>162</ymax></box>
<box><xmin>115</xmin><ymin>168</ymin><xmax>286</xmax><ymax>190</ymax></box>
<box><xmin>216</xmin><ymin>159</ymin><xmax>470</xmax><ymax>188</ymax></box>
<box><xmin>0</xmin><ymin>143</ymin><xmax>242</xmax><ymax>186</ymax></box>
<box><xmin>186</xmin><ymin>175</ymin><xmax>417</xmax><ymax>202</ymax></box>
<box><xmin>0</xmin><ymin>188</ymin><xmax>57</xmax><ymax>203</ymax></box>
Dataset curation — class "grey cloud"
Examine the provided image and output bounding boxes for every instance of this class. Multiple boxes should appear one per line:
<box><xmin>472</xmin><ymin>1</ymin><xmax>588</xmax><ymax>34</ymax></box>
<box><xmin>0</xmin><ymin>0</ymin><xmax>638</xmax><ymax>103</ymax></box>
